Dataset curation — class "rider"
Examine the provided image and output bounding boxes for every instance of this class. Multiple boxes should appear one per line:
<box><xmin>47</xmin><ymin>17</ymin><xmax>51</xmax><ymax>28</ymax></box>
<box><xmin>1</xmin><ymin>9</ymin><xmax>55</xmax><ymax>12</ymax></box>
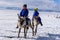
<box><xmin>32</xmin><ymin>8</ymin><xmax>43</xmax><ymax>26</ymax></box>
<box><xmin>20</xmin><ymin>4</ymin><xmax>29</xmax><ymax>26</ymax></box>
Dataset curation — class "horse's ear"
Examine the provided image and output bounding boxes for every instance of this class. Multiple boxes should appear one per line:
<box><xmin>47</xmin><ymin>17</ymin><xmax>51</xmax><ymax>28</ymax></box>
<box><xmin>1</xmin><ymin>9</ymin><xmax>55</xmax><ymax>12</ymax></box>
<box><xmin>17</xmin><ymin>14</ymin><xmax>20</xmax><ymax>19</ymax></box>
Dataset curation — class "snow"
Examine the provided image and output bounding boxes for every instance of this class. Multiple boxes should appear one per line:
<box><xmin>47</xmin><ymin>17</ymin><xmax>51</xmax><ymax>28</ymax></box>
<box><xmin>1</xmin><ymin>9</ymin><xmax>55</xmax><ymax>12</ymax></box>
<box><xmin>0</xmin><ymin>10</ymin><xmax>60</xmax><ymax>40</ymax></box>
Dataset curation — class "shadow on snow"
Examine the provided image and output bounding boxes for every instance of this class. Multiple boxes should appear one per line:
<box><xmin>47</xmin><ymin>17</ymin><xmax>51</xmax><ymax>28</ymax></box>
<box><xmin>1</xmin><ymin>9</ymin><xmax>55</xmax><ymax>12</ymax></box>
<box><xmin>0</xmin><ymin>33</ymin><xmax>60</xmax><ymax>40</ymax></box>
<box><xmin>0</xmin><ymin>35</ymin><xmax>36</xmax><ymax>39</ymax></box>
<box><xmin>35</xmin><ymin>33</ymin><xmax>60</xmax><ymax>40</ymax></box>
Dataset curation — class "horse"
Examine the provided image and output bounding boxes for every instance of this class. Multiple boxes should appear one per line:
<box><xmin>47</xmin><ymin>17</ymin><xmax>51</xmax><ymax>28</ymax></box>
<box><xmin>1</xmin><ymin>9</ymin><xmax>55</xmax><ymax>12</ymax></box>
<box><xmin>32</xmin><ymin>16</ymin><xmax>43</xmax><ymax>35</ymax></box>
<box><xmin>16</xmin><ymin>14</ymin><xmax>34</xmax><ymax>38</ymax></box>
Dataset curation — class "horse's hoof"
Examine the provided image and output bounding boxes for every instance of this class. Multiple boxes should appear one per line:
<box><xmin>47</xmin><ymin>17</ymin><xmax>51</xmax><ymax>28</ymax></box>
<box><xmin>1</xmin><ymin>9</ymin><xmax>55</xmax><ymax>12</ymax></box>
<box><xmin>18</xmin><ymin>36</ymin><xmax>20</xmax><ymax>38</ymax></box>
<box><xmin>41</xmin><ymin>24</ymin><xmax>43</xmax><ymax>26</ymax></box>
<box><xmin>24</xmin><ymin>35</ymin><xmax>27</xmax><ymax>38</ymax></box>
<box><xmin>17</xmin><ymin>37</ymin><xmax>19</xmax><ymax>38</ymax></box>
<box><xmin>24</xmin><ymin>37</ymin><xmax>26</xmax><ymax>38</ymax></box>
<box><xmin>27</xmin><ymin>27</ymin><xmax>29</xmax><ymax>29</ymax></box>
<box><xmin>16</xmin><ymin>26</ymin><xmax>18</xmax><ymax>28</ymax></box>
<box><xmin>35</xmin><ymin>33</ymin><xmax>36</xmax><ymax>35</ymax></box>
<box><xmin>32</xmin><ymin>34</ymin><xmax>34</xmax><ymax>36</ymax></box>
<box><xmin>32</xmin><ymin>33</ymin><xmax>34</xmax><ymax>36</ymax></box>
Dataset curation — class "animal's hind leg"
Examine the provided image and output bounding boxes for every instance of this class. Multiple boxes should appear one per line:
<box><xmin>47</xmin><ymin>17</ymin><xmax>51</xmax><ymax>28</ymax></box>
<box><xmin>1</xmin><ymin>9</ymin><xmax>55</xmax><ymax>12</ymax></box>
<box><xmin>18</xmin><ymin>27</ymin><xmax>21</xmax><ymax>38</ymax></box>
<box><xmin>35</xmin><ymin>25</ymin><xmax>37</xmax><ymax>35</ymax></box>
<box><xmin>32</xmin><ymin>27</ymin><xmax>34</xmax><ymax>36</ymax></box>
<box><xmin>32</xmin><ymin>24</ymin><xmax>34</xmax><ymax>36</ymax></box>
<box><xmin>29</xmin><ymin>22</ymin><xmax>34</xmax><ymax>36</ymax></box>
<box><xmin>30</xmin><ymin>23</ymin><xmax>34</xmax><ymax>36</ymax></box>
<box><xmin>24</xmin><ymin>26</ymin><xmax>28</xmax><ymax>38</ymax></box>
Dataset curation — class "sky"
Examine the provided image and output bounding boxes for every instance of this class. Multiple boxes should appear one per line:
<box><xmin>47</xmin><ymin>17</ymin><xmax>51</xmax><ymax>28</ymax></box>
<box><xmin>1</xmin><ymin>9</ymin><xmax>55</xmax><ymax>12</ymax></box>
<box><xmin>54</xmin><ymin>0</ymin><xmax>60</xmax><ymax>4</ymax></box>
<box><xmin>0</xmin><ymin>0</ymin><xmax>60</xmax><ymax>11</ymax></box>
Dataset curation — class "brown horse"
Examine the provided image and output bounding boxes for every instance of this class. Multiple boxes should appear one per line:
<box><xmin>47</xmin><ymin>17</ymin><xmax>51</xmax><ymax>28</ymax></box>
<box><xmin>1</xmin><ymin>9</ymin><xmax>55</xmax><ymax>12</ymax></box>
<box><xmin>32</xmin><ymin>16</ymin><xmax>43</xmax><ymax>35</ymax></box>
<box><xmin>17</xmin><ymin>14</ymin><xmax>34</xmax><ymax>38</ymax></box>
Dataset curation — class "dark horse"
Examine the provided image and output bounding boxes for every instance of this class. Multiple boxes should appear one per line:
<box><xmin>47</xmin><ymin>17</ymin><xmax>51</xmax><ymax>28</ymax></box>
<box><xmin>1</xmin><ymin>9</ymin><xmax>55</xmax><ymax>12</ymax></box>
<box><xmin>16</xmin><ymin>14</ymin><xmax>34</xmax><ymax>38</ymax></box>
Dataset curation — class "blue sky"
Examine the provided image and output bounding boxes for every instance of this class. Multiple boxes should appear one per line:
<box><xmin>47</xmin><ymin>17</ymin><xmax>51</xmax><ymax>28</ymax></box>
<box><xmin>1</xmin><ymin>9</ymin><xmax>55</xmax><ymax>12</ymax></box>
<box><xmin>54</xmin><ymin>0</ymin><xmax>60</xmax><ymax>4</ymax></box>
<box><xmin>0</xmin><ymin>0</ymin><xmax>60</xmax><ymax>5</ymax></box>
<box><xmin>0</xmin><ymin>0</ymin><xmax>60</xmax><ymax>6</ymax></box>
<box><xmin>0</xmin><ymin>0</ymin><xmax>60</xmax><ymax>10</ymax></box>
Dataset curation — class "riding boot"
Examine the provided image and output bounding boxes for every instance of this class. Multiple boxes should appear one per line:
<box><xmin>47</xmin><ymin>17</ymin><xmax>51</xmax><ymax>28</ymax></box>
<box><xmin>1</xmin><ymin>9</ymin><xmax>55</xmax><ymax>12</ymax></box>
<box><xmin>26</xmin><ymin>18</ymin><xmax>29</xmax><ymax>29</ymax></box>
<box><xmin>38</xmin><ymin>17</ymin><xmax>43</xmax><ymax>26</ymax></box>
<box><xmin>40</xmin><ymin>21</ymin><xmax>43</xmax><ymax>26</ymax></box>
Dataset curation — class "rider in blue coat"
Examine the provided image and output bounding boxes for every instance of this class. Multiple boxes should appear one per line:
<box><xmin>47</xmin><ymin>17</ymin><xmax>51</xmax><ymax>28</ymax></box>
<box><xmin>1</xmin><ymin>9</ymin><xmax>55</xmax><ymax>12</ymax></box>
<box><xmin>20</xmin><ymin>4</ymin><xmax>29</xmax><ymax>25</ymax></box>
<box><xmin>33</xmin><ymin>8</ymin><xmax>43</xmax><ymax>26</ymax></box>
<box><xmin>20</xmin><ymin>4</ymin><xmax>28</xmax><ymax>17</ymax></box>
<box><xmin>33</xmin><ymin>10</ymin><xmax>39</xmax><ymax>17</ymax></box>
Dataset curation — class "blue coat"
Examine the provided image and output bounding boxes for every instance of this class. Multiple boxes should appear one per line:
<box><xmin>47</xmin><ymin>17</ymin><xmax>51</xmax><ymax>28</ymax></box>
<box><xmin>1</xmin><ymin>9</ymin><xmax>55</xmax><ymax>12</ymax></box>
<box><xmin>20</xmin><ymin>9</ymin><xmax>29</xmax><ymax>17</ymax></box>
<box><xmin>33</xmin><ymin>11</ymin><xmax>42</xmax><ymax>25</ymax></box>
<box><xmin>33</xmin><ymin>11</ymin><xmax>39</xmax><ymax>17</ymax></box>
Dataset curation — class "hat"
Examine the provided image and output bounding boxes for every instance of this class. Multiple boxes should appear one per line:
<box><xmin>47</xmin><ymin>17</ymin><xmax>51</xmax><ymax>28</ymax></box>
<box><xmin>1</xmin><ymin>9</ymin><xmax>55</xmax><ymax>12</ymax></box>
<box><xmin>34</xmin><ymin>8</ymin><xmax>38</xmax><ymax>11</ymax></box>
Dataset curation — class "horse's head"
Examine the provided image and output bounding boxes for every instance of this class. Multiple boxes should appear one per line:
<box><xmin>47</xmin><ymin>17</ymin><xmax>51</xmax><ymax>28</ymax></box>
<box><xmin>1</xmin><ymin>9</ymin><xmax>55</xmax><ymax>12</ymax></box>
<box><xmin>20</xmin><ymin>17</ymin><xmax>26</xmax><ymax>22</ymax></box>
<box><xmin>19</xmin><ymin>17</ymin><xmax>26</xmax><ymax>26</ymax></box>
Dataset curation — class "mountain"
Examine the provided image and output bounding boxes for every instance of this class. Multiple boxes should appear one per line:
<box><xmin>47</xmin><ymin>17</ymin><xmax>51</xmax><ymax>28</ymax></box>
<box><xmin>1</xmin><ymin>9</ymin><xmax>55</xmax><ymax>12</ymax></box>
<box><xmin>0</xmin><ymin>6</ymin><xmax>60</xmax><ymax>12</ymax></box>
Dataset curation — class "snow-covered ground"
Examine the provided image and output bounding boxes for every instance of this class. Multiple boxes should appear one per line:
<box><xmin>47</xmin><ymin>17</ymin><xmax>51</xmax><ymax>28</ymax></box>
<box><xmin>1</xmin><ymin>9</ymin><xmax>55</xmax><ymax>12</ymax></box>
<box><xmin>0</xmin><ymin>10</ymin><xmax>60</xmax><ymax>40</ymax></box>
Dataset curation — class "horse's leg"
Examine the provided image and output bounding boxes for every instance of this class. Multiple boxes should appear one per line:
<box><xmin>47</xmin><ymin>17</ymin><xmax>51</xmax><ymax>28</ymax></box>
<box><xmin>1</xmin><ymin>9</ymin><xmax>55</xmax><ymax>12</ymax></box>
<box><xmin>32</xmin><ymin>26</ymin><xmax>34</xmax><ymax>36</ymax></box>
<box><xmin>24</xmin><ymin>26</ymin><xmax>28</xmax><ymax>38</ymax></box>
<box><xmin>32</xmin><ymin>24</ymin><xmax>34</xmax><ymax>36</ymax></box>
<box><xmin>18</xmin><ymin>27</ymin><xmax>21</xmax><ymax>38</ymax></box>
<box><xmin>24</xmin><ymin>27</ymin><xmax>26</xmax><ymax>38</ymax></box>
<box><xmin>29</xmin><ymin>22</ymin><xmax>34</xmax><ymax>36</ymax></box>
<box><xmin>35</xmin><ymin>25</ymin><xmax>37</xmax><ymax>35</ymax></box>
<box><xmin>30</xmin><ymin>25</ymin><xmax>34</xmax><ymax>36</ymax></box>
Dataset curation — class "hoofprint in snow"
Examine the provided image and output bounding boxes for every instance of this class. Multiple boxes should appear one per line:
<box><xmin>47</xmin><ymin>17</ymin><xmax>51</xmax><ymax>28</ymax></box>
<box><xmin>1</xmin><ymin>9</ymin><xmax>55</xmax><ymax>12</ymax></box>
<box><xmin>0</xmin><ymin>10</ymin><xmax>60</xmax><ymax>40</ymax></box>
